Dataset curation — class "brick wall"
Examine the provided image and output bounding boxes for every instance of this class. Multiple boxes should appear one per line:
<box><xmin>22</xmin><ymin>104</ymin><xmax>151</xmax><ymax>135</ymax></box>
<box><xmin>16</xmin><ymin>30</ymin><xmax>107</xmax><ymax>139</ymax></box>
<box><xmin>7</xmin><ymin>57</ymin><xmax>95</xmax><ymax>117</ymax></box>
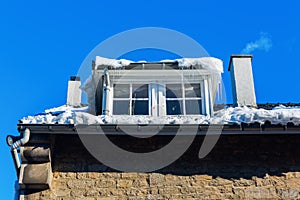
<box><xmin>23</xmin><ymin>134</ymin><xmax>300</xmax><ymax>199</ymax></box>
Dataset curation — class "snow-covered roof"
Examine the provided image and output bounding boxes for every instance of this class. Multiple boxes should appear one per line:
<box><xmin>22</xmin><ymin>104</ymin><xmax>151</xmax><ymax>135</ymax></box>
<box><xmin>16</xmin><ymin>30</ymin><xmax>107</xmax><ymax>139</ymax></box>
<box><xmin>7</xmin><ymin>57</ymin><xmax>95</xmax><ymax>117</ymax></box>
<box><xmin>18</xmin><ymin>56</ymin><xmax>300</xmax><ymax>128</ymax></box>
<box><xmin>20</xmin><ymin>105</ymin><xmax>300</xmax><ymax>126</ymax></box>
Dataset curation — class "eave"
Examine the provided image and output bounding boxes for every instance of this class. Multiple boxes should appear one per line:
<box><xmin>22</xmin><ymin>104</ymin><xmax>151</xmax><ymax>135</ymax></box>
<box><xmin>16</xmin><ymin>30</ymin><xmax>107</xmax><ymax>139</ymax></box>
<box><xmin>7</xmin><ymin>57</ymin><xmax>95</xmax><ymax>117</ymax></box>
<box><xmin>17</xmin><ymin>123</ymin><xmax>300</xmax><ymax>135</ymax></box>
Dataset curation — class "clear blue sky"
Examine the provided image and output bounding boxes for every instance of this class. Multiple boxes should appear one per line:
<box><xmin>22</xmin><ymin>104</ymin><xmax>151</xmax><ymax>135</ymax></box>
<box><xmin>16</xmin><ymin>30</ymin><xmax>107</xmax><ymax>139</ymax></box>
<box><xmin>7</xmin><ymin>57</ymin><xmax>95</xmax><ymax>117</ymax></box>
<box><xmin>0</xmin><ymin>0</ymin><xmax>299</xmax><ymax>199</ymax></box>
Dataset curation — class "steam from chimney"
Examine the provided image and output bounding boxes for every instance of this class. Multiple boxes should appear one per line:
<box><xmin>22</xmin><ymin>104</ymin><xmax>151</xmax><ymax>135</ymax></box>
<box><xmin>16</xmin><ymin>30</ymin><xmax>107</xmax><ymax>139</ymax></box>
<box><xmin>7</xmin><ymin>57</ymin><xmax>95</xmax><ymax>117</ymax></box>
<box><xmin>241</xmin><ymin>32</ymin><xmax>272</xmax><ymax>54</ymax></box>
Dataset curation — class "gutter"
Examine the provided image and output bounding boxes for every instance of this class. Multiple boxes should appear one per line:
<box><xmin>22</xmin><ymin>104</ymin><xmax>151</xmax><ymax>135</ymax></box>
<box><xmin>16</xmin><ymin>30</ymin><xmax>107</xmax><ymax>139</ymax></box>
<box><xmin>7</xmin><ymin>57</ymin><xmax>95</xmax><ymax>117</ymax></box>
<box><xmin>16</xmin><ymin>123</ymin><xmax>300</xmax><ymax>135</ymax></box>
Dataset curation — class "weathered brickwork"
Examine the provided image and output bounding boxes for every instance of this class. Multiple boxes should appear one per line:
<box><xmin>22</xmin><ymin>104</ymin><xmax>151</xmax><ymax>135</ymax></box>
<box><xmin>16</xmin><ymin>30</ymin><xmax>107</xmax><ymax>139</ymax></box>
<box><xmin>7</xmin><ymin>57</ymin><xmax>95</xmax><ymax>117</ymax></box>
<box><xmin>24</xmin><ymin>134</ymin><xmax>300</xmax><ymax>199</ymax></box>
<box><xmin>25</xmin><ymin>171</ymin><xmax>300</xmax><ymax>199</ymax></box>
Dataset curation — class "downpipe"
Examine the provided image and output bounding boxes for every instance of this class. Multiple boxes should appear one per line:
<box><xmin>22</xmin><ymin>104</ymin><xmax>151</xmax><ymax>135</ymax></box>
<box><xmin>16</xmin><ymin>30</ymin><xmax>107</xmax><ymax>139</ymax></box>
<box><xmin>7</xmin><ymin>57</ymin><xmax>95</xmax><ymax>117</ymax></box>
<box><xmin>7</xmin><ymin>128</ymin><xmax>31</xmax><ymax>176</ymax></box>
<box><xmin>102</xmin><ymin>68</ymin><xmax>112</xmax><ymax>115</ymax></box>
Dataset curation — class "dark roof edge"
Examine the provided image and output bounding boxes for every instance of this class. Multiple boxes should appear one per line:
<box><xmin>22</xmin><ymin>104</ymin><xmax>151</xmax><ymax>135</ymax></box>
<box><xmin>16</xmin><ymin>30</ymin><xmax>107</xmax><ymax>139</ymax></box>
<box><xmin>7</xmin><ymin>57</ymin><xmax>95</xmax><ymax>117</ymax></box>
<box><xmin>92</xmin><ymin>61</ymin><xmax>178</xmax><ymax>70</ymax></box>
<box><xmin>17</xmin><ymin>123</ymin><xmax>300</xmax><ymax>135</ymax></box>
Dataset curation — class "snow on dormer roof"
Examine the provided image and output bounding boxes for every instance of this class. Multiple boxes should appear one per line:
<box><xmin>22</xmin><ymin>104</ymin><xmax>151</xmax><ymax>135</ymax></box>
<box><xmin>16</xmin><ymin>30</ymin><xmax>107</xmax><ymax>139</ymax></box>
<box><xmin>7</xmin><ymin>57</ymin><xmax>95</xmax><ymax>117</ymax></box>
<box><xmin>95</xmin><ymin>56</ymin><xmax>224</xmax><ymax>73</ymax></box>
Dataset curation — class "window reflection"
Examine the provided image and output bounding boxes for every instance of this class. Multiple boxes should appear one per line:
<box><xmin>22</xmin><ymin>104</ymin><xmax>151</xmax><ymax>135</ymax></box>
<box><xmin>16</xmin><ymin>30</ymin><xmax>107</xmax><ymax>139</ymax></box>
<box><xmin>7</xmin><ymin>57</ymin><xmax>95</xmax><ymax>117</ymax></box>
<box><xmin>113</xmin><ymin>84</ymin><xmax>130</xmax><ymax>98</ymax></box>
<box><xmin>132</xmin><ymin>84</ymin><xmax>148</xmax><ymax>98</ymax></box>
<box><xmin>113</xmin><ymin>100</ymin><xmax>130</xmax><ymax>115</ymax></box>
<box><xmin>166</xmin><ymin>84</ymin><xmax>182</xmax><ymax>98</ymax></box>
<box><xmin>185</xmin><ymin>84</ymin><xmax>201</xmax><ymax>98</ymax></box>
<box><xmin>132</xmin><ymin>84</ymin><xmax>149</xmax><ymax>115</ymax></box>
<box><xmin>166</xmin><ymin>100</ymin><xmax>183</xmax><ymax>115</ymax></box>
<box><xmin>186</xmin><ymin>100</ymin><xmax>201</xmax><ymax>115</ymax></box>
<box><xmin>132</xmin><ymin>100</ymin><xmax>149</xmax><ymax>115</ymax></box>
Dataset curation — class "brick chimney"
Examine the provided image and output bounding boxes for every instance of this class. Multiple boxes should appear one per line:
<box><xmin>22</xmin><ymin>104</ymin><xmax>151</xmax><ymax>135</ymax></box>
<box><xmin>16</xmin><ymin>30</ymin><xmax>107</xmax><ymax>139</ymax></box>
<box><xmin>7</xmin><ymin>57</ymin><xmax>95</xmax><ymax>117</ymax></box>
<box><xmin>228</xmin><ymin>55</ymin><xmax>257</xmax><ymax>107</ymax></box>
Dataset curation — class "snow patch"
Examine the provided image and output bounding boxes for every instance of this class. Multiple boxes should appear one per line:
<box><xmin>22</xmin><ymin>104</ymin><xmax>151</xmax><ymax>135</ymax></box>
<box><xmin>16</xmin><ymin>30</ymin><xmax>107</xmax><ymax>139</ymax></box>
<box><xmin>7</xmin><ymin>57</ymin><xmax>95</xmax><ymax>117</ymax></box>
<box><xmin>20</xmin><ymin>105</ymin><xmax>88</xmax><ymax>124</ymax></box>
<box><xmin>81</xmin><ymin>76</ymin><xmax>96</xmax><ymax>114</ymax></box>
<box><xmin>159</xmin><ymin>59</ymin><xmax>176</xmax><ymax>63</ymax></box>
<box><xmin>20</xmin><ymin>105</ymin><xmax>300</xmax><ymax>126</ymax></box>
<box><xmin>95</xmin><ymin>56</ymin><xmax>132</xmax><ymax>69</ymax></box>
<box><xmin>211</xmin><ymin>106</ymin><xmax>300</xmax><ymax>125</ymax></box>
<box><xmin>78</xmin><ymin>114</ymin><xmax>210</xmax><ymax>125</ymax></box>
<box><xmin>94</xmin><ymin>56</ymin><xmax>223</xmax><ymax>73</ymax></box>
<box><xmin>175</xmin><ymin>57</ymin><xmax>224</xmax><ymax>73</ymax></box>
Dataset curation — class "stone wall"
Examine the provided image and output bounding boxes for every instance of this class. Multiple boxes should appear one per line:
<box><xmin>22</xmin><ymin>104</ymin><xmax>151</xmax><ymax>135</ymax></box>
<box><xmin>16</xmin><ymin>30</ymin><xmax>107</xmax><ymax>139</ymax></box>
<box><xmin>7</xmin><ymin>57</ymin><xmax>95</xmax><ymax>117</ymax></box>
<box><xmin>23</xmin><ymin>134</ymin><xmax>300</xmax><ymax>199</ymax></box>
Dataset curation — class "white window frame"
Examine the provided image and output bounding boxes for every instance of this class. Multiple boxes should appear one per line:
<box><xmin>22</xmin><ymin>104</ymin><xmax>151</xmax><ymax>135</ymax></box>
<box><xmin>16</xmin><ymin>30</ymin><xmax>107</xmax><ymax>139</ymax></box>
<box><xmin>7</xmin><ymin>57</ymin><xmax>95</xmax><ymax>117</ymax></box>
<box><xmin>150</xmin><ymin>83</ymin><xmax>166</xmax><ymax>117</ymax></box>
<box><xmin>111</xmin><ymin>80</ymin><xmax>210</xmax><ymax>116</ymax></box>
<box><xmin>163</xmin><ymin>82</ymin><xmax>205</xmax><ymax>116</ymax></box>
<box><xmin>112</xmin><ymin>83</ymin><xmax>150</xmax><ymax>116</ymax></box>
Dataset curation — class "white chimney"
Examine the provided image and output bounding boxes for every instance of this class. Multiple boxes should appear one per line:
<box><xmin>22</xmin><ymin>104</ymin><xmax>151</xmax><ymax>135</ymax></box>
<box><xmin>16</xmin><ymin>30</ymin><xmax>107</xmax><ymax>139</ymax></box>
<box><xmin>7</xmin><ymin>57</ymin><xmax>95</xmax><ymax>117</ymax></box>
<box><xmin>67</xmin><ymin>76</ymin><xmax>82</xmax><ymax>107</ymax></box>
<box><xmin>229</xmin><ymin>55</ymin><xmax>257</xmax><ymax>107</ymax></box>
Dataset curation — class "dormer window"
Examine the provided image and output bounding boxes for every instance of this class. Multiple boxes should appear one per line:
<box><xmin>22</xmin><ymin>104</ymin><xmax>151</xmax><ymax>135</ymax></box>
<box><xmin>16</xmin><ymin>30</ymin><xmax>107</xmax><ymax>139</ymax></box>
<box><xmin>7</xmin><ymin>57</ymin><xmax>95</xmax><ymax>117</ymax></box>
<box><xmin>93</xmin><ymin>56</ymin><xmax>223</xmax><ymax>117</ymax></box>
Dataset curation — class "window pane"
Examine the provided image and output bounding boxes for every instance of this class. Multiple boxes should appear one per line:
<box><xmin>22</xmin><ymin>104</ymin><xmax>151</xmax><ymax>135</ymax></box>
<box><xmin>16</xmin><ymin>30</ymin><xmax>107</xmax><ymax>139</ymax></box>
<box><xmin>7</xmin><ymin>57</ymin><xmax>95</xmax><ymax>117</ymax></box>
<box><xmin>113</xmin><ymin>100</ymin><xmax>130</xmax><ymax>115</ymax></box>
<box><xmin>113</xmin><ymin>84</ymin><xmax>130</xmax><ymax>98</ymax></box>
<box><xmin>166</xmin><ymin>100</ymin><xmax>183</xmax><ymax>115</ymax></box>
<box><xmin>166</xmin><ymin>84</ymin><xmax>182</xmax><ymax>98</ymax></box>
<box><xmin>186</xmin><ymin>100</ymin><xmax>202</xmax><ymax>115</ymax></box>
<box><xmin>132</xmin><ymin>100</ymin><xmax>149</xmax><ymax>115</ymax></box>
<box><xmin>132</xmin><ymin>84</ymin><xmax>148</xmax><ymax>98</ymax></box>
<box><xmin>185</xmin><ymin>84</ymin><xmax>201</xmax><ymax>98</ymax></box>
